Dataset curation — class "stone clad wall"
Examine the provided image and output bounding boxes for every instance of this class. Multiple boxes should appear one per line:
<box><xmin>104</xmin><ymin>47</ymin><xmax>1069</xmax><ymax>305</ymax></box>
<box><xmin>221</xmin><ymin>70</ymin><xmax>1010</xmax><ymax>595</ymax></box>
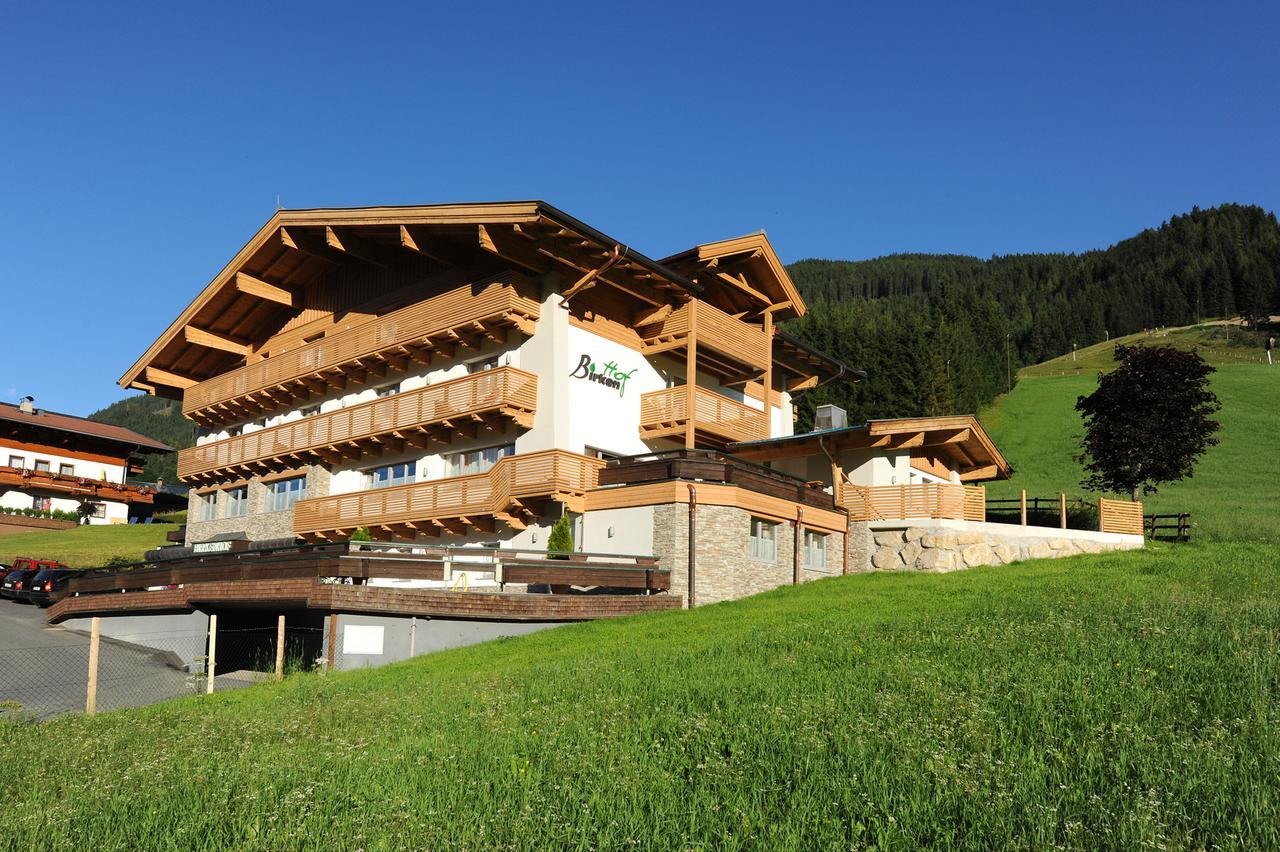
<box><xmin>868</xmin><ymin>522</ymin><xmax>1140</xmax><ymax>572</ymax></box>
<box><xmin>186</xmin><ymin>465</ymin><xmax>331</xmax><ymax>545</ymax></box>
<box><xmin>652</xmin><ymin>502</ymin><xmax>849</xmax><ymax>606</ymax></box>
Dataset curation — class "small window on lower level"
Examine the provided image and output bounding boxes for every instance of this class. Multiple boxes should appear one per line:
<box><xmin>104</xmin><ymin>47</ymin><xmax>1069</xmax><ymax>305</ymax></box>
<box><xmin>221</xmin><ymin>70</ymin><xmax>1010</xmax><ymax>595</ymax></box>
<box><xmin>267</xmin><ymin>475</ymin><xmax>308</xmax><ymax>512</ymax></box>
<box><xmin>90</xmin><ymin>503</ymin><xmax>107</xmax><ymax>519</ymax></box>
<box><xmin>8</xmin><ymin>455</ymin><xmax>24</xmax><ymax>469</ymax></box>
<box><xmin>34</xmin><ymin>459</ymin><xmax>51</xmax><ymax>473</ymax></box>
<box><xmin>31</xmin><ymin>496</ymin><xmax>52</xmax><ymax>512</ymax></box>
<box><xmin>803</xmin><ymin>530</ymin><xmax>827</xmax><ymax>570</ymax></box>
<box><xmin>749</xmin><ymin>517</ymin><xmax>778</xmax><ymax>562</ymax></box>
<box><xmin>196</xmin><ymin>491</ymin><xmax>218</xmax><ymax>521</ymax></box>
<box><xmin>225</xmin><ymin>485</ymin><xmax>248</xmax><ymax>518</ymax></box>
<box><xmin>59</xmin><ymin>463</ymin><xmax>74</xmax><ymax>476</ymax></box>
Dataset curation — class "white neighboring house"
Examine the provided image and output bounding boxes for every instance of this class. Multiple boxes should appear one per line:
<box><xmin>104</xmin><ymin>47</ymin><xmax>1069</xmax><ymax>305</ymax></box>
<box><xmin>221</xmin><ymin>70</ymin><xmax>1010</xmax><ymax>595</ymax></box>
<box><xmin>0</xmin><ymin>398</ymin><xmax>173</xmax><ymax>526</ymax></box>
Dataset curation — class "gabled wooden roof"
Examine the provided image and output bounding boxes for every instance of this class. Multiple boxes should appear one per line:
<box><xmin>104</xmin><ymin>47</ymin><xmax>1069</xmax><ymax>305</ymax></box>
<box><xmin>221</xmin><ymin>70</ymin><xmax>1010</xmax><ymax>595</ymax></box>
<box><xmin>728</xmin><ymin>415</ymin><xmax>1011</xmax><ymax>482</ymax></box>
<box><xmin>120</xmin><ymin>202</ymin><xmax>708</xmax><ymax>397</ymax></box>
<box><xmin>660</xmin><ymin>232</ymin><xmax>808</xmax><ymax>320</ymax></box>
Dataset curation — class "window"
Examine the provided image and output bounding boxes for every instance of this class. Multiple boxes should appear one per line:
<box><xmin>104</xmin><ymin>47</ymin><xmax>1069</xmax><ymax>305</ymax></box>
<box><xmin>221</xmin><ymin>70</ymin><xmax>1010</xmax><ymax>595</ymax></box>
<box><xmin>267</xmin><ymin>475</ymin><xmax>308</xmax><ymax>512</ymax></box>
<box><xmin>90</xmin><ymin>503</ymin><xmax>107</xmax><ymax>519</ymax></box>
<box><xmin>375</xmin><ymin>383</ymin><xmax>401</xmax><ymax>398</ymax></box>
<box><xmin>366</xmin><ymin>461</ymin><xmax>416</xmax><ymax>490</ymax></box>
<box><xmin>196</xmin><ymin>491</ymin><xmax>218</xmax><ymax>521</ymax></box>
<box><xmin>226</xmin><ymin>425</ymin><xmax>243</xmax><ymax>438</ymax></box>
<box><xmin>225</xmin><ymin>485</ymin><xmax>248</xmax><ymax>518</ymax></box>
<box><xmin>445</xmin><ymin>444</ymin><xmax>513</xmax><ymax>477</ymax></box>
<box><xmin>468</xmin><ymin>356</ymin><xmax>501</xmax><ymax>373</ymax></box>
<box><xmin>585</xmin><ymin>446</ymin><xmax>622</xmax><ymax>463</ymax></box>
<box><xmin>7</xmin><ymin>455</ymin><xmax>23</xmax><ymax>469</ymax></box>
<box><xmin>34</xmin><ymin>459</ymin><xmax>51</xmax><ymax>473</ymax></box>
<box><xmin>31</xmin><ymin>496</ymin><xmax>52</xmax><ymax>512</ymax></box>
<box><xmin>301</xmin><ymin>404</ymin><xmax>321</xmax><ymax>418</ymax></box>
<box><xmin>803</xmin><ymin>530</ymin><xmax>828</xmax><ymax>570</ymax></box>
<box><xmin>58</xmin><ymin>463</ymin><xmax>74</xmax><ymax>476</ymax></box>
<box><xmin>749</xmin><ymin>517</ymin><xmax>778</xmax><ymax>562</ymax></box>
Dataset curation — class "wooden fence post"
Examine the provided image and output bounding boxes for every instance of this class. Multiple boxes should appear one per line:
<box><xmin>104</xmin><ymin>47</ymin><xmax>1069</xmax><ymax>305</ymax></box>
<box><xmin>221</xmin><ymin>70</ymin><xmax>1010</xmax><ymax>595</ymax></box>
<box><xmin>327</xmin><ymin>613</ymin><xmax>338</xmax><ymax>671</ymax></box>
<box><xmin>1019</xmin><ymin>489</ymin><xmax>1027</xmax><ymax>526</ymax></box>
<box><xmin>1059</xmin><ymin>493</ymin><xmax>1067</xmax><ymax>529</ymax></box>
<box><xmin>1097</xmin><ymin>497</ymin><xmax>1105</xmax><ymax>533</ymax></box>
<box><xmin>205</xmin><ymin>613</ymin><xmax>218</xmax><ymax>695</ymax></box>
<box><xmin>275</xmin><ymin>613</ymin><xmax>286</xmax><ymax>682</ymax></box>
<box><xmin>85</xmin><ymin>616</ymin><xmax>101</xmax><ymax>716</ymax></box>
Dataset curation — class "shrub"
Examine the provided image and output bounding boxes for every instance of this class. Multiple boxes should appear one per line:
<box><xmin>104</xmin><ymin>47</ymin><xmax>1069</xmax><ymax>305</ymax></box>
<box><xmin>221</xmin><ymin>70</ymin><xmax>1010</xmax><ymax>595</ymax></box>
<box><xmin>349</xmin><ymin>526</ymin><xmax>372</xmax><ymax>542</ymax></box>
<box><xmin>546</xmin><ymin>514</ymin><xmax>574</xmax><ymax>555</ymax></box>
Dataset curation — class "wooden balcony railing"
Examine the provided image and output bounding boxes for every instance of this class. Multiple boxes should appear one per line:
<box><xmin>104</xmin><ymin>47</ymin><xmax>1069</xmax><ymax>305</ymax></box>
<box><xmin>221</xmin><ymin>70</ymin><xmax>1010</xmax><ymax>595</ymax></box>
<box><xmin>639</xmin><ymin>386</ymin><xmax>768</xmax><ymax>445</ymax></box>
<box><xmin>0</xmin><ymin>466</ymin><xmax>155</xmax><ymax>504</ymax></box>
<box><xmin>177</xmin><ymin>367</ymin><xmax>538</xmax><ymax>483</ymax></box>
<box><xmin>292</xmin><ymin>450</ymin><xmax>605</xmax><ymax>539</ymax></box>
<box><xmin>638</xmin><ymin>300</ymin><xmax>770</xmax><ymax>372</ymax></box>
<box><xmin>183</xmin><ymin>275</ymin><xmax>542</xmax><ymax>424</ymax></box>
<box><xmin>841</xmin><ymin>482</ymin><xmax>987</xmax><ymax>522</ymax></box>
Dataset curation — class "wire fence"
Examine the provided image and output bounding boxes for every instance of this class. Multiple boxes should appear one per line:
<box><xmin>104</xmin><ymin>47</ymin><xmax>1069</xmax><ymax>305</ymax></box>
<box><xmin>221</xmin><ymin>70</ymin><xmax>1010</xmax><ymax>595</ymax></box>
<box><xmin>0</xmin><ymin>622</ymin><xmax>328</xmax><ymax>722</ymax></box>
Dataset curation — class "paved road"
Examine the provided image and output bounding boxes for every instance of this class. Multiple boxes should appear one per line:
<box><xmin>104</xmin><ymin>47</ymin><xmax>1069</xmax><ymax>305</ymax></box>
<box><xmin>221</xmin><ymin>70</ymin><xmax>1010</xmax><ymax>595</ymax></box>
<box><xmin>0</xmin><ymin>600</ymin><xmax>202</xmax><ymax>719</ymax></box>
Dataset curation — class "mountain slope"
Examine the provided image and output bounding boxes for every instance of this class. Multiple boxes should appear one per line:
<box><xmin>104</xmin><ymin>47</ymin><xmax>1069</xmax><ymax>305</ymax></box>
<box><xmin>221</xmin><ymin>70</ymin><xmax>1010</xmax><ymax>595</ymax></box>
<box><xmin>783</xmin><ymin>203</ymin><xmax>1280</xmax><ymax>427</ymax></box>
<box><xmin>88</xmin><ymin>395</ymin><xmax>194</xmax><ymax>483</ymax></box>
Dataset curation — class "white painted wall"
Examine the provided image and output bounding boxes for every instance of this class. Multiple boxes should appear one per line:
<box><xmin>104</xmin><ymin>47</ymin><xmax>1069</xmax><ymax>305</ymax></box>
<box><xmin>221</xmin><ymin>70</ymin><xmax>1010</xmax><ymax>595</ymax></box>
<box><xmin>0</xmin><ymin>441</ymin><xmax>130</xmax><ymax>524</ymax></box>
<box><xmin>580</xmin><ymin>505</ymin><xmax>654</xmax><ymax>555</ymax></box>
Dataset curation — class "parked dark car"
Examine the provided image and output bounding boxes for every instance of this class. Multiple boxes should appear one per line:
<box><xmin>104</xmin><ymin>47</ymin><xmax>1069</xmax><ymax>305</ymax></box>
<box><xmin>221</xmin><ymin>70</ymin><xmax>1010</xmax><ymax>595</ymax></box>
<box><xmin>20</xmin><ymin>568</ymin><xmax>76</xmax><ymax>607</ymax></box>
<box><xmin>1</xmin><ymin>568</ymin><xmax>37</xmax><ymax>601</ymax></box>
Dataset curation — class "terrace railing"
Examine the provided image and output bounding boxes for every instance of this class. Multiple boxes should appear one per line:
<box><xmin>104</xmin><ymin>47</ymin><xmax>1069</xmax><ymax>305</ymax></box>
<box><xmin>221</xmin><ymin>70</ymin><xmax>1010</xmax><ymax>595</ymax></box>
<box><xmin>639</xmin><ymin>386</ymin><xmax>768</xmax><ymax>445</ymax></box>
<box><xmin>178</xmin><ymin>367</ymin><xmax>538</xmax><ymax>482</ymax></box>
<box><xmin>183</xmin><ymin>275</ymin><xmax>541</xmax><ymax>422</ymax></box>
<box><xmin>637</xmin><ymin>300</ymin><xmax>771</xmax><ymax>372</ymax></box>
<box><xmin>841</xmin><ymin>482</ymin><xmax>987</xmax><ymax>522</ymax></box>
<box><xmin>291</xmin><ymin>449</ymin><xmax>605</xmax><ymax>539</ymax></box>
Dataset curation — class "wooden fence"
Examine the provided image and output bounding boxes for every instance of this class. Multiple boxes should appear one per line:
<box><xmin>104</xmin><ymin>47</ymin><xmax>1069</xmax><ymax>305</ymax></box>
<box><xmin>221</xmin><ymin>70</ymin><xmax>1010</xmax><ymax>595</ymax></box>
<box><xmin>1098</xmin><ymin>497</ymin><xmax>1145</xmax><ymax>535</ymax></box>
<box><xmin>842</xmin><ymin>483</ymin><xmax>987</xmax><ymax>522</ymax></box>
<box><xmin>1144</xmin><ymin>512</ymin><xmax>1191</xmax><ymax>542</ymax></box>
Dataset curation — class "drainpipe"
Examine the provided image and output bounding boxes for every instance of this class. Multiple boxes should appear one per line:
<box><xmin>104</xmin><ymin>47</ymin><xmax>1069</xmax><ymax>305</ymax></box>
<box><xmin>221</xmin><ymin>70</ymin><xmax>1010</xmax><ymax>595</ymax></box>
<box><xmin>686</xmin><ymin>484</ymin><xmax>696</xmax><ymax>608</ymax></box>
<box><xmin>794</xmin><ymin>506</ymin><xmax>803</xmax><ymax>585</ymax></box>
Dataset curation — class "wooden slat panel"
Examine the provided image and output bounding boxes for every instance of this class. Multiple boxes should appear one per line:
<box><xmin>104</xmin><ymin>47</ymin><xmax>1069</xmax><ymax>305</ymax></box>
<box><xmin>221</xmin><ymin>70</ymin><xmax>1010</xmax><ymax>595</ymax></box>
<box><xmin>291</xmin><ymin>450</ymin><xmax>604</xmax><ymax>537</ymax></box>
<box><xmin>841</xmin><ymin>483</ymin><xmax>970</xmax><ymax>522</ymax></box>
<box><xmin>636</xmin><ymin>300</ymin><xmax>770</xmax><ymax>372</ymax></box>
<box><xmin>183</xmin><ymin>274</ymin><xmax>540</xmax><ymax>418</ymax></box>
<box><xmin>1099</xmin><ymin>498</ymin><xmax>1144</xmax><ymax>535</ymax></box>
<box><xmin>963</xmin><ymin>485</ymin><xmax>986</xmax><ymax>522</ymax></box>
<box><xmin>178</xmin><ymin>367</ymin><xmax>537</xmax><ymax>480</ymax></box>
<box><xmin>639</xmin><ymin>386</ymin><xmax>767</xmax><ymax>444</ymax></box>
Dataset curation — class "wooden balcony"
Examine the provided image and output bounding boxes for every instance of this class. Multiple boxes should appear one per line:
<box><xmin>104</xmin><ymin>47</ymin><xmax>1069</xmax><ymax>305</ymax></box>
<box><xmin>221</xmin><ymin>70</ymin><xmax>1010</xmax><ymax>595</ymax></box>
<box><xmin>177</xmin><ymin>367</ymin><xmax>538</xmax><ymax>483</ymax></box>
<box><xmin>0</xmin><ymin>465</ymin><xmax>156</xmax><ymax>504</ymax></box>
<box><xmin>841</xmin><ymin>482</ymin><xmax>987</xmax><ymax>522</ymax></box>
<box><xmin>639</xmin><ymin>386</ymin><xmax>768</xmax><ymax>446</ymax></box>
<box><xmin>292</xmin><ymin>449</ymin><xmax>605</xmax><ymax>540</ymax></box>
<box><xmin>638</xmin><ymin>299</ymin><xmax>771</xmax><ymax>375</ymax></box>
<box><xmin>182</xmin><ymin>275</ymin><xmax>542</xmax><ymax>425</ymax></box>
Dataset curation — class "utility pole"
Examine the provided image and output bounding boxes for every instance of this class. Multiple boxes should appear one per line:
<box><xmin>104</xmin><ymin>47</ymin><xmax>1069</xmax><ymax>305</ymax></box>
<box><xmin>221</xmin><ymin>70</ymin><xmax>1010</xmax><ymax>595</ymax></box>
<box><xmin>1072</xmin><ymin>342</ymin><xmax>1077</xmax><ymax>362</ymax></box>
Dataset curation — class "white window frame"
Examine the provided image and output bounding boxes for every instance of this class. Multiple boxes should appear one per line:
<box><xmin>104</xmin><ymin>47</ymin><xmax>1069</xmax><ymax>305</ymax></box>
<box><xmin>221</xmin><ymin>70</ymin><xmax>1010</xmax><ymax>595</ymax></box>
<box><xmin>58</xmin><ymin>463</ymin><xmax>75</xmax><ymax>477</ymax></box>
<box><xmin>7</xmin><ymin>455</ymin><xmax>24</xmax><ymax>469</ymax></box>
<box><xmin>90</xmin><ymin>503</ymin><xmax>107</xmax><ymax>519</ymax></box>
<box><xmin>33</xmin><ymin>459</ymin><xmax>51</xmax><ymax>473</ymax></box>
<box><xmin>365</xmin><ymin>461</ymin><xmax>416</xmax><ymax>490</ymax></box>
<box><xmin>225</xmin><ymin>485</ymin><xmax>248</xmax><ymax>518</ymax></box>
<box><xmin>803</xmin><ymin>530</ymin><xmax>827</xmax><ymax>570</ymax></box>
<box><xmin>749</xmin><ymin>517</ymin><xmax>778</xmax><ymax>562</ymax></box>
<box><xmin>267</xmin><ymin>475</ymin><xmax>308</xmax><ymax>512</ymax></box>
<box><xmin>445</xmin><ymin>443</ymin><xmax>514</xmax><ymax>478</ymax></box>
<box><xmin>196</xmin><ymin>491</ymin><xmax>218</xmax><ymax>521</ymax></box>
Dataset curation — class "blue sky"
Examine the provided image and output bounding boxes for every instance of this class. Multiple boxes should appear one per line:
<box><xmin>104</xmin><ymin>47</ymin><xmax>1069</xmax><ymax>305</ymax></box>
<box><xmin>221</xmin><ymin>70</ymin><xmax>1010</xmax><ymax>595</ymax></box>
<box><xmin>2</xmin><ymin>1</ymin><xmax>1278</xmax><ymax>415</ymax></box>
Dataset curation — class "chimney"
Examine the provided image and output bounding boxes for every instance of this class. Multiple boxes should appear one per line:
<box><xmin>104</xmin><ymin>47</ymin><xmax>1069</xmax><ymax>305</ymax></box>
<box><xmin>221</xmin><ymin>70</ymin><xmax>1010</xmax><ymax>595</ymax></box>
<box><xmin>18</xmin><ymin>396</ymin><xmax>34</xmax><ymax>415</ymax></box>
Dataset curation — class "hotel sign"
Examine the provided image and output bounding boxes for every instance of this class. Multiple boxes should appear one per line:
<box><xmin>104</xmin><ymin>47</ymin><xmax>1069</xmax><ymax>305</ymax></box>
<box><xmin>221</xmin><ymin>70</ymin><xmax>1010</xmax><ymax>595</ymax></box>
<box><xmin>570</xmin><ymin>354</ymin><xmax>637</xmax><ymax>399</ymax></box>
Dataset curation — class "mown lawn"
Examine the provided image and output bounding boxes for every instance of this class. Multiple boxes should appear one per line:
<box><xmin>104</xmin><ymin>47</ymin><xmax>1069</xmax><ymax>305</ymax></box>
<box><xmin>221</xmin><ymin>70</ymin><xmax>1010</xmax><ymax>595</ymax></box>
<box><xmin>2</xmin><ymin>541</ymin><xmax>1278</xmax><ymax>849</ymax></box>
<box><xmin>982</xmin><ymin>361</ymin><xmax>1279</xmax><ymax>542</ymax></box>
<box><xmin>0</xmin><ymin>523</ymin><xmax>173</xmax><ymax>568</ymax></box>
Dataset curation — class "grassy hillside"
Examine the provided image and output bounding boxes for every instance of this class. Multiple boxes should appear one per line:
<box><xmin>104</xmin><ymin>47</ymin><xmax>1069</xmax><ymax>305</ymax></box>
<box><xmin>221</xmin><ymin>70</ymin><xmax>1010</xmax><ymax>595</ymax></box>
<box><xmin>981</xmin><ymin>325</ymin><xmax>1279</xmax><ymax>541</ymax></box>
<box><xmin>89</xmin><ymin>395</ymin><xmax>195</xmax><ymax>484</ymax></box>
<box><xmin>2</xmin><ymin>541</ymin><xmax>1278</xmax><ymax>849</ymax></box>
<box><xmin>0</xmin><ymin>524</ymin><xmax>172</xmax><ymax>568</ymax></box>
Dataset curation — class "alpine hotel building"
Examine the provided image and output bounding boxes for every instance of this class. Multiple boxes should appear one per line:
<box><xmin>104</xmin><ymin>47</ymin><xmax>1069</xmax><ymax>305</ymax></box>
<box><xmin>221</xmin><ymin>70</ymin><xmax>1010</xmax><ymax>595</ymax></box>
<box><xmin>119</xmin><ymin>202</ymin><xmax>864</xmax><ymax>603</ymax></box>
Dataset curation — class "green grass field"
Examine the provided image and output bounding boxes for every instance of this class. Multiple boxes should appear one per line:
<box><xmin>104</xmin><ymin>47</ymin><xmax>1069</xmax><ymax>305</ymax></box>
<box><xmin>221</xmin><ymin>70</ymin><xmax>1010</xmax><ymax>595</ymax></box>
<box><xmin>982</xmin><ymin>325</ymin><xmax>1279</xmax><ymax>541</ymax></box>
<box><xmin>0</xmin><ymin>523</ymin><xmax>172</xmax><ymax>568</ymax></box>
<box><xmin>1</xmin><ymin>541</ymin><xmax>1277</xmax><ymax>849</ymax></box>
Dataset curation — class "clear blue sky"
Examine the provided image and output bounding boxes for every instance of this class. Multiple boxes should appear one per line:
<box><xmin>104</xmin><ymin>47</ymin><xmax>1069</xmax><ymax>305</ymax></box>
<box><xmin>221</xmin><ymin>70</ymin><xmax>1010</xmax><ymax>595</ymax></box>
<box><xmin>2</xmin><ymin>1</ymin><xmax>1278</xmax><ymax>415</ymax></box>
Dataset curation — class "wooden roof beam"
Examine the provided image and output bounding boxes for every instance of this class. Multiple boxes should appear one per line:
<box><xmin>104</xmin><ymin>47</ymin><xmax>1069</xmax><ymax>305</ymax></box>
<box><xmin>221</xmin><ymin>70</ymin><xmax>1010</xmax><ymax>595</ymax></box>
<box><xmin>145</xmin><ymin>366</ymin><xmax>199</xmax><ymax>389</ymax></box>
<box><xmin>478</xmin><ymin>224</ymin><xmax>552</xmax><ymax>274</ymax></box>
<box><xmin>184</xmin><ymin>326</ymin><xmax>250</xmax><ymax>356</ymax></box>
<box><xmin>235</xmin><ymin>272</ymin><xmax>296</xmax><ymax>307</ymax></box>
<box><xmin>400</xmin><ymin>225</ymin><xmax>473</xmax><ymax>267</ymax></box>
<box><xmin>325</xmin><ymin>227</ymin><xmax>395</xmax><ymax>268</ymax></box>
